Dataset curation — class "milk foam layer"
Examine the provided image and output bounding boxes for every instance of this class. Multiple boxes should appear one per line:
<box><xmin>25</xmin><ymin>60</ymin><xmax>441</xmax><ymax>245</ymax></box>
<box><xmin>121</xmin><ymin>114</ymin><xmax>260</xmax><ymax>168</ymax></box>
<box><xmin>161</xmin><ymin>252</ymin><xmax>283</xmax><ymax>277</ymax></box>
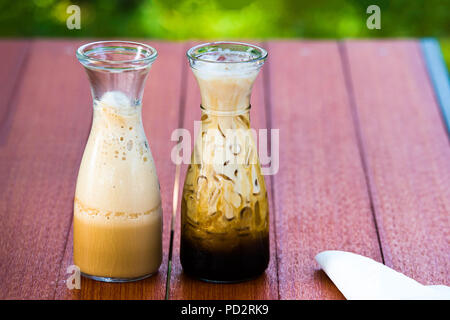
<box><xmin>192</xmin><ymin>51</ymin><xmax>261</xmax><ymax>111</ymax></box>
<box><xmin>76</xmin><ymin>91</ymin><xmax>160</xmax><ymax>212</ymax></box>
<box><xmin>74</xmin><ymin>91</ymin><xmax>162</xmax><ymax>278</ymax></box>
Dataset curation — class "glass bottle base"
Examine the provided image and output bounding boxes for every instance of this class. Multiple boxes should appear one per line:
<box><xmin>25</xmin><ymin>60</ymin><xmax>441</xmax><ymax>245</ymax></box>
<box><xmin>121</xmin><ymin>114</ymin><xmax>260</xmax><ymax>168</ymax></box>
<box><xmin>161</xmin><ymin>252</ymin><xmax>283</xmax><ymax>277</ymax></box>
<box><xmin>183</xmin><ymin>271</ymin><xmax>265</xmax><ymax>284</ymax></box>
<box><xmin>180</xmin><ymin>234</ymin><xmax>269</xmax><ymax>283</ymax></box>
<box><xmin>81</xmin><ymin>271</ymin><xmax>156</xmax><ymax>283</ymax></box>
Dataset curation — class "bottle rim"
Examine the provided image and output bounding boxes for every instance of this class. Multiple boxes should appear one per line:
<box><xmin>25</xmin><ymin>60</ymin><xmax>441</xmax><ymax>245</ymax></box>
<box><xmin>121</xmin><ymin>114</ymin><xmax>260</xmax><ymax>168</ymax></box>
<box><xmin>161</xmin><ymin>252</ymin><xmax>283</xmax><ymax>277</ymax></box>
<box><xmin>186</xmin><ymin>41</ymin><xmax>268</xmax><ymax>65</ymax></box>
<box><xmin>77</xmin><ymin>40</ymin><xmax>158</xmax><ymax>71</ymax></box>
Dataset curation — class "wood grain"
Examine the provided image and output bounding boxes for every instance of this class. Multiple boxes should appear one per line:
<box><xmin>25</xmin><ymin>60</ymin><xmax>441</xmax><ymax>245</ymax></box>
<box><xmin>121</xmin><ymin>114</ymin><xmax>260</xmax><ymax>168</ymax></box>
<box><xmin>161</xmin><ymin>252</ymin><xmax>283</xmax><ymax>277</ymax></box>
<box><xmin>343</xmin><ymin>40</ymin><xmax>450</xmax><ymax>285</ymax></box>
<box><xmin>168</xmin><ymin>42</ymin><xmax>279</xmax><ymax>299</ymax></box>
<box><xmin>1</xmin><ymin>39</ymin><xmax>447</xmax><ymax>300</ymax></box>
<box><xmin>0</xmin><ymin>40</ymin><xmax>30</xmax><ymax>143</ymax></box>
<box><xmin>54</xmin><ymin>42</ymin><xmax>185</xmax><ymax>299</ymax></box>
<box><xmin>267</xmin><ymin>41</ymin><xmax>383</xmax><ymax>299</ymax></box>
<box><xmin>0</xmin><ymin>40</ymin><xmax>89</xmax><ymax>299</ymax></box>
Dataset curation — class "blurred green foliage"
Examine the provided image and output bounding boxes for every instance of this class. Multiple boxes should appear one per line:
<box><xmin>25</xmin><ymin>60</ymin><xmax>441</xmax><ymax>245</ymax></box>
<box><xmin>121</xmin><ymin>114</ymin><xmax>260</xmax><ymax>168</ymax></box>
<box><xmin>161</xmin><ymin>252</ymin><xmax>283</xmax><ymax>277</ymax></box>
<box><xmin>0</xmin><ymin>0</ymin><xmax>449</xmax><ymax>66</ymax></box>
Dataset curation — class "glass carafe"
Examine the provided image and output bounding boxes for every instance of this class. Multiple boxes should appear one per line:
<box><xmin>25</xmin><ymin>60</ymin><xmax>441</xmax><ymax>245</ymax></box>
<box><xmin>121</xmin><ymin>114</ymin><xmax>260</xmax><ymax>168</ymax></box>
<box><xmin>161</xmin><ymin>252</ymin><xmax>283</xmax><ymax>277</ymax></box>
<box><xmin>74</xmin><ymin>41</ymin><xmax>162</xmax><ymax>282</ymax></box>
<box><xmin>180</xmin><ymin>42</ymin><xmax>269</xmax><ymax>283</ymax></box>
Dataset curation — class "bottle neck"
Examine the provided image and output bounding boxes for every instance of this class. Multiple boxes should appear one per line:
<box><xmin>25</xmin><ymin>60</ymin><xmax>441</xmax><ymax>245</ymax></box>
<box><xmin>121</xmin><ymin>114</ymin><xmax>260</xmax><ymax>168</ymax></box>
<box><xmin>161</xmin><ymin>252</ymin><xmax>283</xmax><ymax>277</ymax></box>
<box><xmin>84</xmin><ymin>66</ymin><xmax>150</xmax><ymax>106</ymax></box>
<box><xmin>92</xmin><ymin>99</ymin><xmax>143</xmax><ymax>134</ymax></box>
<box><xmin>200</xmin><ymin>105</ymin><xmax>251</xmax><ymax>130</ymax></box>
<box><xmin>77</xmin><ymin>41</ymin><xmax>156</xmax><ymax>105</ymax></box>
<box><xmin>85</xmin><ymin>68</ymin><xmax>148</xmax><ymax>130</ymax></box>
<box><xmin>192</xmin><ymin>67</ymin><xmax>258</xmax><ymax>112</ymax></box>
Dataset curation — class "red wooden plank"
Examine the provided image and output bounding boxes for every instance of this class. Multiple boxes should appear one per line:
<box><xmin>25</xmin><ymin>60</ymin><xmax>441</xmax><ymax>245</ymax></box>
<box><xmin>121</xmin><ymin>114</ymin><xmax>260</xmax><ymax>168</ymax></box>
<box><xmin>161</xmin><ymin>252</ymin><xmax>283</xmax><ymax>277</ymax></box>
<box><xmin>267</xmin><ymin>41</ymin><xmax>383</xmax><ymax>299</ymax></box>
<box><xmin>343</xmin><ymin>40</ymin><xmax>450</xmax><ymax>285</ymax></box>
<box><xmin>168</xmin><ymin>42</ymin><xmax>279</xmax><ymax>299</ymax></box>
<box><xmin>0</xmin><ymin>40</ymin><xmax>89</xmax><ymax>299</ymax></box>
<box><xmin>0</xmin><ymin>40</ymin><xmax>30</xmax><ymax>140</ymax></box>
<box><xmin>54</xmin><ymin>41</ymin><xmax>185</xmax><ymax>299</ymax></box>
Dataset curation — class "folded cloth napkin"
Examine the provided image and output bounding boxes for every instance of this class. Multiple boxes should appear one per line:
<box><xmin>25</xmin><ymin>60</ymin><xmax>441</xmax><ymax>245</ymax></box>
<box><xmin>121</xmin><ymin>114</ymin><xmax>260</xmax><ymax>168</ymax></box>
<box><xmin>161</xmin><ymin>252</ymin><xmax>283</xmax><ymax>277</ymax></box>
<box><xmin>315</xmin><ymin>250</ymin><xmax>450</xmax><ymax>300</ymax></box>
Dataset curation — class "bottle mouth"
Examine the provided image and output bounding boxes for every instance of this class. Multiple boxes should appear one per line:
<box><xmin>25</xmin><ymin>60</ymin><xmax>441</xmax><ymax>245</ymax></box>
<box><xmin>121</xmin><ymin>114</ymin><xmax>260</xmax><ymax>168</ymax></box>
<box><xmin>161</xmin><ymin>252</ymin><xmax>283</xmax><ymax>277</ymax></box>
<box><xmin>77</xmin><ymin>41</ymin><xmax>158</xmax><ymax>71</ymax></box>
<box><xmin>187</xmin><ymin>41</ymin><xmax>267</xmax><ymax>65</ymax></box>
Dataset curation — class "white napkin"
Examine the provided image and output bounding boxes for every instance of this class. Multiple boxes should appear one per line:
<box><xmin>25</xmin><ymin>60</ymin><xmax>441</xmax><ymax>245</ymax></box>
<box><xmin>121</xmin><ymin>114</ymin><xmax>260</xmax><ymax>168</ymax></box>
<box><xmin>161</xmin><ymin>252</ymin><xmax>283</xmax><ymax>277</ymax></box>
<box><xmin>315</xmin><ymin>250</ymin><xmax>450</xmax><ymax>300</ymax></box>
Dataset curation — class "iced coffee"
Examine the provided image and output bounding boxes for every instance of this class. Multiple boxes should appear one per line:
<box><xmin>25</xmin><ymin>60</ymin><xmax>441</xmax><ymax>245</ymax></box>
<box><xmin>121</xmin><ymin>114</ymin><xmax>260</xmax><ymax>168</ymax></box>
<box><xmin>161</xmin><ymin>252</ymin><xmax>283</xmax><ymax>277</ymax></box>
<box><xmin>74</xmin><ymin>42</ymin><xmax>161</xmax><ymax>282</ymax></box>
<box><xmin>181</xmin><ymin>42</ymin><xmax>269</xmax><ymax>282</ymax></box>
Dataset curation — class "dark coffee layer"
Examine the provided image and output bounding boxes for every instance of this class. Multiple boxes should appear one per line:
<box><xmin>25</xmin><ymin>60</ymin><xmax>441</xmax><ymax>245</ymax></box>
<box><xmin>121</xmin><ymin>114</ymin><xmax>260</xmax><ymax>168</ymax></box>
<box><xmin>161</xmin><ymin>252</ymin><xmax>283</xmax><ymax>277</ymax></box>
<box><xmin>180</xmin><ymin>233</ymin><xmax>269</xmax><ymax>283</ymax></box>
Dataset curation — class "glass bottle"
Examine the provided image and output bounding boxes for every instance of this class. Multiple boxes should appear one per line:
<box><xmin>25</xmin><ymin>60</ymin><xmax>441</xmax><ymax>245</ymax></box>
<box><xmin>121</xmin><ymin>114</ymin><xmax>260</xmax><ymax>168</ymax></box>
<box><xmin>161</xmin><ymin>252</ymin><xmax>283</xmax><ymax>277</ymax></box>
<box><xmin>74</xmin><ymin>41</ymin><xmax>162</xmax><ymax>282</ymax></box>
<box><xmin>181</xmin><ymin>42</ymin><xmax>269</xmax><ymax>283</ymax></box>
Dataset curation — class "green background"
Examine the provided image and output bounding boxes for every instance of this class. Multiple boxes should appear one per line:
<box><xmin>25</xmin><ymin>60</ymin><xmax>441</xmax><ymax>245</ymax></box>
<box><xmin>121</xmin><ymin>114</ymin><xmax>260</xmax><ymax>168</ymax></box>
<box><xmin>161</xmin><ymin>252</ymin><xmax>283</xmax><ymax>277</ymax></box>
<box><xmin>0</xmin><ymin>0</ymin><xmax>449</xmax><ymax>68</ymax></box>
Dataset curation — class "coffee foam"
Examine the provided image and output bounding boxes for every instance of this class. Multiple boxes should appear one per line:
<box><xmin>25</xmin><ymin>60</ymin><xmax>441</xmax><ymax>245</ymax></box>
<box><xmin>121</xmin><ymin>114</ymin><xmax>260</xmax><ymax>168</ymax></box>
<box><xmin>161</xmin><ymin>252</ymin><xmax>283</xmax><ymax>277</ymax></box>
<box><xmin>96</xmin><ymin>91</ymin><xmax>137</xmax><ymax>116</ymax></box>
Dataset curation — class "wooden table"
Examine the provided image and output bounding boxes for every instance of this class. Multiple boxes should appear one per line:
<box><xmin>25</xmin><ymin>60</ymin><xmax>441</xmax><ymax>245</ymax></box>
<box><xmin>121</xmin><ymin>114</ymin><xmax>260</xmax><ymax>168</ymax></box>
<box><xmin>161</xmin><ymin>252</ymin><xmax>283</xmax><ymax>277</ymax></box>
<box><xmin>0</xmin><ymin>39</ymin><xmax>448</xmax><ymax>300</ymax></box>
